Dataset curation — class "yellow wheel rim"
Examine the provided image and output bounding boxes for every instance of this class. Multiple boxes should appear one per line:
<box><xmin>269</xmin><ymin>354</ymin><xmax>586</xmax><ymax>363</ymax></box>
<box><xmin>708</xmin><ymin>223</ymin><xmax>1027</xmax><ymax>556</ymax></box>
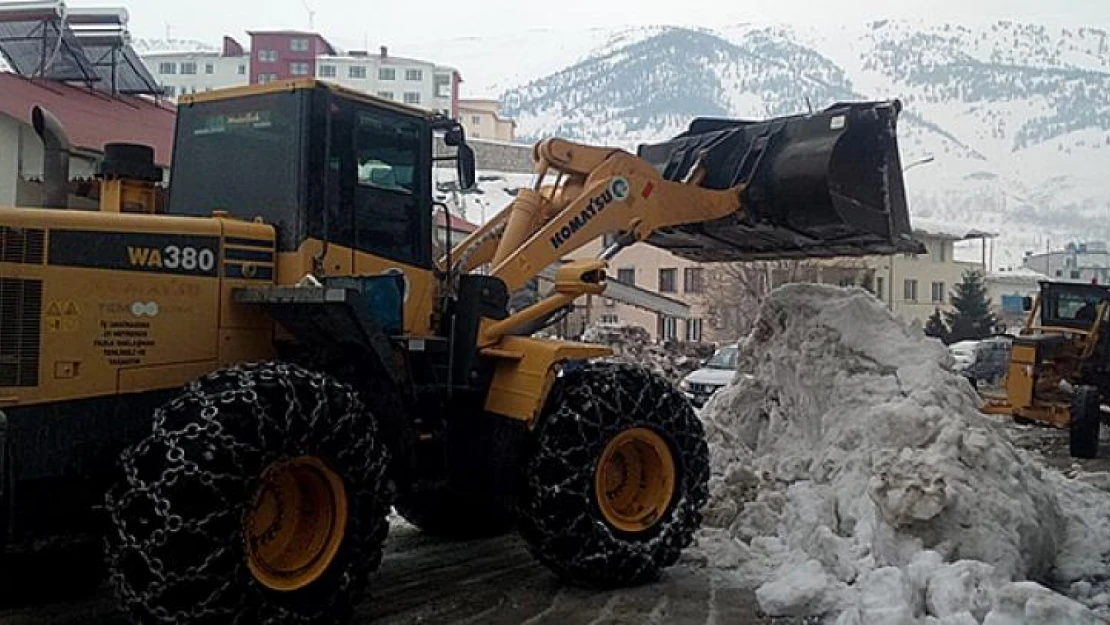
<box><xmin>594</xmin><ymin>428</ymin><xmax>676</xmax><ymax>533</ymax></box>
<box><xmin>244</xmin><ymin>456</ymin><xmax>348</xmax><ymax>592</ymax></box>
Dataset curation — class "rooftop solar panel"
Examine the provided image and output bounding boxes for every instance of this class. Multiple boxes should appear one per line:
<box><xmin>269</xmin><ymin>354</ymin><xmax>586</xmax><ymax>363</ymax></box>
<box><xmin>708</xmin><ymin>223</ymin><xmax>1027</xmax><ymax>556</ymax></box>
<box><xmin>0</xmin><ymin>18</ymin><xmax>99</xmax><ymax>83</ymax></box>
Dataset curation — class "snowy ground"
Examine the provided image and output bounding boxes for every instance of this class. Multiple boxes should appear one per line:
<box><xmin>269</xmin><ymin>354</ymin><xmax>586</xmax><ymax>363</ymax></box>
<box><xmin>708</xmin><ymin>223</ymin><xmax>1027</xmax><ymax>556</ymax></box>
<box><xmin>0</xmin><ymin>521</ymin><xmax>790</xmax><ymax>625</ymax></box>
<box><xmin>7</xmin><ymin>285</ymin><xmax>1110</xmax><ymax>624</ymax></box>
<box><xmin>4</xmin><ymin>417</ymin><xmax>1110</xmax><ymax>624</ymax></box>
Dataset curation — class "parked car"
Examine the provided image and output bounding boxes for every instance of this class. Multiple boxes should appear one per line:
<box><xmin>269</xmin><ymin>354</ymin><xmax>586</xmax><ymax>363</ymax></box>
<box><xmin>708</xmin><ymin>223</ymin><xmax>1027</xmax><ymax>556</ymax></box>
<box><xmin>949</xmin><ymin>336</ymin><xmax>1012</xmax><ymax>387</ymax></box>
<box><xmin>679</xmin><ymin>345</ymin><xmax>741</xmax><ymax>407</ymax></box>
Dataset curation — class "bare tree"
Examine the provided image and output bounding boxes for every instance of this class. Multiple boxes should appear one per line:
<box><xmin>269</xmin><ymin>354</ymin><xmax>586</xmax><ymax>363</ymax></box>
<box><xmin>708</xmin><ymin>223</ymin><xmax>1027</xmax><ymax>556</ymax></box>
<box><xmin>703</xmin><ymin>258</ymin><xmax>877</xmax><ymax>339</ymax></box>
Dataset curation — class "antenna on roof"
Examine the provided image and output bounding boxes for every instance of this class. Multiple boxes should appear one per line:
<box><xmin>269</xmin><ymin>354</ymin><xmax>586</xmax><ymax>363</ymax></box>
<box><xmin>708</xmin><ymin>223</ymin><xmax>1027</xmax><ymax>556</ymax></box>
<box><xmin>300</xmin><ymin>0</ymin><xmax>316</xmax><ymax>30</ymax></box>
<box><xmin>805</xmin><ymin>96</ymin><xmax>813</xmax><ymax>114</ymax></box>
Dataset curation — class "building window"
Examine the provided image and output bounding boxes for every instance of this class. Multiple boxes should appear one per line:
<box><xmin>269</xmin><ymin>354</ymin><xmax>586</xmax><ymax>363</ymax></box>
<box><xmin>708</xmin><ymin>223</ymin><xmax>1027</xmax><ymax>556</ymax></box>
<box><xmin>659</xmin><ymin>316</ymin><xmax>678</xmax><ymax>341</ymax></box>
<box><xmin>163</xmin><ymin>85</ymin><xmax>176</xmax><ymax>97</ymax></box>
<box><xmin>403</xmin><ymin>92</ymin><xmax>421</xmax><ymax>104</ymax></box>
<box><xmin>1072</xmin><ymin>270</ymin><xmax>1081</xmax><ymax>279</ymax></box>
<box><xmin>600</xmin><ymin>313</ymin><xmax>619</xmax><ymax>324</ymax></box>
<box><xmin>258</xmin><ymin>50</ymin><xmax>278</xmax><ymax>62</ymax></box>
<box><xmin>205</xmin><ymin>62</ymin><xmax>214</xmax><ymax>74</ymax></box>
<box><xmin>904</xmin><ymin>279</ymin><xmax>918</xmax><ymax>302</ymax></box>
<box><xmin>318</xmin><ymin>64</ymin><xmax>336</xmax><ymax>78</ymax></box>
<box><xmin>238</xmin><ymin>64</ymin><xmax>246</xmax><ymax>75</ymax></box>
<box><xmin>685</xmin><ymin>318</ymin><xmax>703</xmax><ymax>342</ymax></box>
<box><xmin>290</xmin><ymin>38</ymin><xmax>310</xmax><ymax>52</ymax></box>
<box><xmin>377</xmin><ymin>91</ymin><xmax>394</xmax><ymax>100</ymax></box>
<box><xmin>684</xmin><ymin>267</ymin><xmax>705</xmax><ymax>293</ymax></box>
<box><xmin>180</xmin><ymin>61</ymin><xmax>197</xmax><ymax>75</ymax></box>
<box><xmin>379</xmin><ymin>67</ymin><xmax>396</xmax><ymax>80</ymax></box>
<box><xmin>617</xmin><ymin>267</ymin><xmax>635</xmax><ymax>285</ymax></box>
<box><xmin>471</xmin><ymin>115</ymin><xmax>482</xmax><ymax>125</ymax></box>
<box><xmin>876</xmin><ymin>276</ymin><xmax>885</xmax><ymax>299</ymax></box>
<box><xmin>405</xmin><ymin>68</ymin><xmax>423</xmax><ymax>81</ymax></box>
<box><xmin>659</xmin><ymin>268</ymin><xmax>677</xmax><ymax>293</ymax></box>
<box><xmin>931</xmin><ymin>281</ymin><xmax>946</xmax><ymax>303</ymax></box>
<box><xmin>290</xmin><ymin>62</ymin><xmax>310</xmax><ymax>76</ymax></box>
<box><xmin>158</xmin><ymin>62</ymin><xmax>176</xmax><ymax>74</ymax></box>
<box><xmin>348</xmin><ymin>65</ymin><xmax>367</xmax><ymax>79</ymax></box>
<box><xmin>257</xmin><ymin>73</ymin><xmax>278</xmax><ymax>84</ymax></box>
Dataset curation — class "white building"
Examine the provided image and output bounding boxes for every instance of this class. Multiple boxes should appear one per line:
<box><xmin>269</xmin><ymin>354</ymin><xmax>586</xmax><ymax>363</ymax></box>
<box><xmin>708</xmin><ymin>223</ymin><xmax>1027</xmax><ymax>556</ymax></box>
<box><xmin>868</xmin><ymin>219</ymin><xmax>995</xmax><ymax>327</ymax></box>
<box><xmin>986</xmin><ymin>267</ymin><xmax>1049</xmax><ymax>329</ymax></box>
<box><xmin>1022</xmin><ymin>241</ymin><xmax>1110</xmax><ymax>284</ymax></box>
<box><xmin>313</xmin><ymin>48</ymin><xmax>456</xmax><ymax>115</ymax></box>
<box><xmin>140</xmin><ymin>35</ymin><xmax>459</xmax><ymax>116</ymax></box>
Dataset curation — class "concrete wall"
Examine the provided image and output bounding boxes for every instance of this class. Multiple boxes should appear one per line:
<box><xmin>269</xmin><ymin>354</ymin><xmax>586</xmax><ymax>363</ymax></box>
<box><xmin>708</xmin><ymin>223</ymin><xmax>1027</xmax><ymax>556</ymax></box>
<box><xmin>434</xmin><ymin>138</ymin><xmax>533</xmax><ymax>173</ymax></box>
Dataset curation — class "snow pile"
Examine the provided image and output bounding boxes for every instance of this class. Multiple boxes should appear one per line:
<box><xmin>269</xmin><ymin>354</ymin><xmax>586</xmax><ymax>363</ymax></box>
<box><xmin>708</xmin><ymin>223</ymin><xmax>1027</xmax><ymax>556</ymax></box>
<box><xmin>689</xmin><ymin>283</ymin><xmax>1110</xmax><ymax>624</ymax></box>
<box><xmin>580</xmin><ymin>321</ymin><xmax>714</xmax><ymax>384</ymax></box>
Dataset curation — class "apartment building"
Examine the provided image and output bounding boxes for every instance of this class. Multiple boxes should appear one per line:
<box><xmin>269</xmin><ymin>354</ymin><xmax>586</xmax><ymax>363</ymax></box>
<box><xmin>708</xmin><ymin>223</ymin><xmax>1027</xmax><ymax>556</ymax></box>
<box><xmin>141</xmin><ymin>33</ymin><xmax>460</xmax><ymax>116</ymax></box>
<box><xmin>458</xmin><ymin>99</ymin><xmax>516</xmax><ymax>142</ymax></box>
<box><xmin>567</xmin><ymin>238</ymin><xmax>713</xmax><ymax>344</ymax></box>
<box><xmin>314</xmin><ymin>47</ymin><xmax>458</xmax><ymax>115</ymax></box>
<box><xmin>559</xmin><ymin>218</ymin><xmax>994</xmax><ymax>344</ymax></box>
<box><xmin>868</xmin><ymin>222</ymin><xmax>993</xmax><ymax>326</ymax></box>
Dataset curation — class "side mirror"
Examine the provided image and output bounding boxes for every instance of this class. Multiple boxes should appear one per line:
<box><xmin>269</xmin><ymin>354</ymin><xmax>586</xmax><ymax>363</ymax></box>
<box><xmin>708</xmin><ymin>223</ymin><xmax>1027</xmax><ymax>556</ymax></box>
<box><xmin>457</xmin><ymin>143</ymin><xmax>476</xmax><ymax>191</ymax></box>
<box><xmin>443</xmin><ymin>126</ymin><xmax>465</xmax><ymax>147</ymax></box>
<box><xmin>1022</xmin><ymin>296</ymin><xmax>1033</xmax><ymax>312</ymax></box>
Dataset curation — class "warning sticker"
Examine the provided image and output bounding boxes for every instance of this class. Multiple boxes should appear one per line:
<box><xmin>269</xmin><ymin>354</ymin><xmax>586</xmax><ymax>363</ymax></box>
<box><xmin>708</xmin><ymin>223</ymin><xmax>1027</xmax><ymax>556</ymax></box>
<box><xmin>44</xmin><ymin>300</ymin><xmax>80</xmax><ymax>333</ymax></box>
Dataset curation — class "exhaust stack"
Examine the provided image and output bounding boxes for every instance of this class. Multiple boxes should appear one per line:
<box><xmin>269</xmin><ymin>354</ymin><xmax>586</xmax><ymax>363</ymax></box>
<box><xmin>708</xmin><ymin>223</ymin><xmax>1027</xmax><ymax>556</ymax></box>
<box><xmin>31</xmin><ymin>105</ymin><xmax>71</xmax><ymax>209</ymax></box>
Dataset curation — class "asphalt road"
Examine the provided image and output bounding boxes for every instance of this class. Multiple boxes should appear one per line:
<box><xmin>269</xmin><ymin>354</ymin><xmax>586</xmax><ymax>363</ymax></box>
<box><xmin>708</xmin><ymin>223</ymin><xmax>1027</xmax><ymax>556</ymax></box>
<box><xmin>0</xmin><ymin>521</ymin><xmax>787</xmax><ymax>625</ymax></box>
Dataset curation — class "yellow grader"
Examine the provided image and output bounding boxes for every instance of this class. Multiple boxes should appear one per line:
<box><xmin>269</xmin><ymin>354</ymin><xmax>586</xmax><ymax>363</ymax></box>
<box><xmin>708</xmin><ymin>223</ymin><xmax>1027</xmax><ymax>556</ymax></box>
<box><xmin>0</xmin><ymin>79</ymin><xmax>921</xmax><ymax>623</ymax></box>
<box><xmin>982</xmin><ymin>280</ymin><xmax>1110</xmax><ymax>458</ymax></box>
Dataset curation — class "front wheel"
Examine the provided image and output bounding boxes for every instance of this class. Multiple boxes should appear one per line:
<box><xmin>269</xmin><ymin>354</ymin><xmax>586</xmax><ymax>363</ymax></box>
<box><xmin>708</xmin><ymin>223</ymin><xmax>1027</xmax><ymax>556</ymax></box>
<box><xmin>516</xmin><ymin>362</ymin><xmax>709</xmax><ymax>588</ymax></box>
<box><xmin>103</xmin><ymin>361</ymin><xmax>392</xmax><ymax>625</ymax></box>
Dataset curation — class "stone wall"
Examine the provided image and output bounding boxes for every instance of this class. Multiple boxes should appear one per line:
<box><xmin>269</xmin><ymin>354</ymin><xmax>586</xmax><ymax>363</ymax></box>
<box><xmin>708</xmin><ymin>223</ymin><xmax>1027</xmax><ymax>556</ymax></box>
<box><xmin>435</xmin><ymin>138</ymin><xmax>533</xmax><ymax>173</ymax></box>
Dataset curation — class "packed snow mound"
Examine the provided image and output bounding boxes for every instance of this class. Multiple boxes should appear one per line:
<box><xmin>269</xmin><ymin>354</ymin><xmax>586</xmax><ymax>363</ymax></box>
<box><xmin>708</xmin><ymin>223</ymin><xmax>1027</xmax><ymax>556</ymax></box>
<box><xmin>690</xmin><ymin>283</ymin><xmax>1110</xmax><ymax>624</ymax></box>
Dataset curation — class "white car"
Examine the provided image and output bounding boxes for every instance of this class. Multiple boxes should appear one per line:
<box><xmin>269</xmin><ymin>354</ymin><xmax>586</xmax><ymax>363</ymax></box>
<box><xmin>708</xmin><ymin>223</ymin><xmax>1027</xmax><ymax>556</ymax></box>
<box><xmin>679</xmin><ymin>345</ymin><xmax>740</xmax><ymax>407</ymax></box>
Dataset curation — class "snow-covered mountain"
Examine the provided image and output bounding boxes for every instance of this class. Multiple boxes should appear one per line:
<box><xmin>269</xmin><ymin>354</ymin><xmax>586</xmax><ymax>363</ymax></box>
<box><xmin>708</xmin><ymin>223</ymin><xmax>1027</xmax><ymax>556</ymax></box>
<box><xmin>424</xmin><ymin>20</ymin><xmax>1110</xmax><ymax>269</ymax></box>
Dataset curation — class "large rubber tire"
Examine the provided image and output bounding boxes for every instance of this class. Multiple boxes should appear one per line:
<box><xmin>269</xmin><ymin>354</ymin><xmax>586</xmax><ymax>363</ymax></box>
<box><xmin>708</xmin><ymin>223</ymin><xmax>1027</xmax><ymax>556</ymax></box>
<box><xmin>516</xmin><ymin>361</ymin><xmax>710</xmax><ymax>589</ymax></box>
<box><xmin>1070</xmin><ymin>385</ymin><xmax>1101</xmax><ymax>459</ymax></box>
<box><xmin>103</xmin><ymin>361</ymin><xmax>392</xmax><ymax>625</ymax></box>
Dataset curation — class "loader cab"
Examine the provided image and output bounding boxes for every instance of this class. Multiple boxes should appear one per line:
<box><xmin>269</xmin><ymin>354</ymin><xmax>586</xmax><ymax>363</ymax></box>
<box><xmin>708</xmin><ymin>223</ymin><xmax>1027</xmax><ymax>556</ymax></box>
<box><xmin>165</xmin><ymin>80</ymin><xmax>474</xmax><ymax>269</ymax></box>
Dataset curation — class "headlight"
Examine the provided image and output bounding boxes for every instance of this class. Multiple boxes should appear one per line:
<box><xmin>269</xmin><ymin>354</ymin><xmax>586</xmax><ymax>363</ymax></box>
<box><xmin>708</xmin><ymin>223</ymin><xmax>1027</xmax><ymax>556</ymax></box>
<box><xmin>679</xmin><ymin>379</ymin><xmax>691</xmax><ymax>392</ymax></box>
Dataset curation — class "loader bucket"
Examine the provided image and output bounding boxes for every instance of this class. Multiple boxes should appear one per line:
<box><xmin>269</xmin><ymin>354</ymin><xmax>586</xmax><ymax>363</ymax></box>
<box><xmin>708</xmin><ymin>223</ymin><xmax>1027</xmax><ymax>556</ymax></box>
<box><xmin>637</xmin><ymin>99</ymin><xmax>925</xmax><ymax>262</ymax></box>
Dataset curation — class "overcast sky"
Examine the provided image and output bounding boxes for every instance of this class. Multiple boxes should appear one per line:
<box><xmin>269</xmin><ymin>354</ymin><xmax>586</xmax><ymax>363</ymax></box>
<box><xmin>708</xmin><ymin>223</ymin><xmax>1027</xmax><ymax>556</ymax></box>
<box><xmin>65</xmin><ymin>0</ymin><xmax>1109</xmax><ymax>48</ymax></box>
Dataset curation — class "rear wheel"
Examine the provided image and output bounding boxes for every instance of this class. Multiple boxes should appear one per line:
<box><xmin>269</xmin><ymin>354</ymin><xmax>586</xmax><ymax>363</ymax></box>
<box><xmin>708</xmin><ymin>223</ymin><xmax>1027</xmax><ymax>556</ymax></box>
<box><xmin>516</xmin><ymin>362</ymin><xmax>709</xmax><ymax>588</ymax></box>
<box><xmin>1070</xmin><ymin>385</ymin><xmax>1101</xmax><ymax>459</ymax></box>
<box><xmin>103</xmin><ymin>361</ymin><xmax>392</xmax><ymax>624</ymax></box>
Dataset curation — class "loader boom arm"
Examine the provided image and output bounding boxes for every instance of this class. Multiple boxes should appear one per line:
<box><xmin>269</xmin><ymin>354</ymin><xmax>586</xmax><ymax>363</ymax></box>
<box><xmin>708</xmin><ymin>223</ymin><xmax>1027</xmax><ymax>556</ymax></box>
<box><xmin>483</xmin><ymin>138</ymin><xmax>744</xmax><ymax>294</ymax></box>
<box><xmin>441</xmin><ymin>100</ymin><xmax>918</xmax><ymax>346</ymax></box>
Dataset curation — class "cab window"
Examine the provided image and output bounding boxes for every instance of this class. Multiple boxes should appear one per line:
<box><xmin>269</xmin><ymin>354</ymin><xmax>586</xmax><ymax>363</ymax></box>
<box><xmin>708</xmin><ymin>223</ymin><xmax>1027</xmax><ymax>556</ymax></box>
<box><xmin>315</xmin><ymin>99</ymin><xmax>430</xmax><ymax>267</ymax></box>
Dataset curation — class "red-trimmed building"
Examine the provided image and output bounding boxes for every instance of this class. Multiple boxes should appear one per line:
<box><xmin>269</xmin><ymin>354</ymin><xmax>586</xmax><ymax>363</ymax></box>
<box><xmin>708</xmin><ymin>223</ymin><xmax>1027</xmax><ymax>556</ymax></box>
<box><xmin>247</xmin><ymin>30</ymin><xmax>337</xmax><ymax>85</ymax></box>
<box><xmin>0</xmin><ymin>72</ymin><xmax>176</xmax><ymax>208</ymax></box>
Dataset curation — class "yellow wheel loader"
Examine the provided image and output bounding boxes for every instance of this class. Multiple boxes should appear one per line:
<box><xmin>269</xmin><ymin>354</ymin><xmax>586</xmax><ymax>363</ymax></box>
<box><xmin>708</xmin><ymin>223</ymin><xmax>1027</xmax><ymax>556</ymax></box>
<box><xmin>0</xmin><ymin>79</ymin><xmax>921</xmax><ymax>623</ymax></box>
<box><xmin>982</xmin><ymin>280</ymin><xmax>1110</xmax><ymax>458</ymax></box>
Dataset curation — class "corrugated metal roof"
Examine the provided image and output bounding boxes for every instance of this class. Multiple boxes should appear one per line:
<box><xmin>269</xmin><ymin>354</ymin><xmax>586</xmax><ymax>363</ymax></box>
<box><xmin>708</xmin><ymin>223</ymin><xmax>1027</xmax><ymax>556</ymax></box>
<box><xmin>0</xmin><ymin>72</ymin><xmax>176</xmax><ymax>165</ymax></box>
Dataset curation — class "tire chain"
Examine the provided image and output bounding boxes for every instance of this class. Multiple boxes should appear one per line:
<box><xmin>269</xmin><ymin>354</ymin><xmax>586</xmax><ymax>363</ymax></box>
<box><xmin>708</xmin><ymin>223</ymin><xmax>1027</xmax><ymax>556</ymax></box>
<box><xmin>517</xmin><ymin>361</ymin><xmax>710</xmax><ymax>589</ymax></box>
<box><xmin>103</xmin><ymin>361</ymin><xmax>391</xmax><ymax>625</ymax></box>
